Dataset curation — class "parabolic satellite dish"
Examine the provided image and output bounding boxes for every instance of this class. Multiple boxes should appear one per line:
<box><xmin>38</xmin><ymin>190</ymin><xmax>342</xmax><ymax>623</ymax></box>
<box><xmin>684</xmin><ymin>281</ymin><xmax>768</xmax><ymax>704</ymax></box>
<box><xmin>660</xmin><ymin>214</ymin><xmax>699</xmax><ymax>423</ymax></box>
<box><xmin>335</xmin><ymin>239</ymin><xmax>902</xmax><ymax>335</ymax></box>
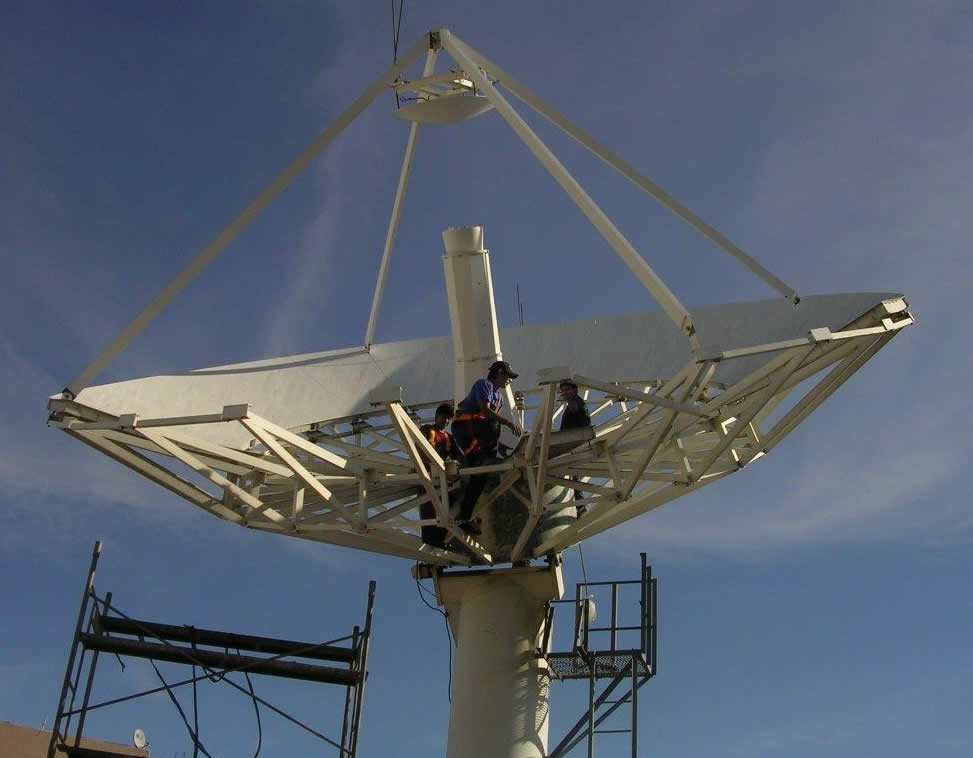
<box><xmin>47</xmin><ymin>29</ymin><xmax>913</xmax><ymax>569</ymax></box>
<box><xmin>47</xmin><ymin>26</ymin><xmax>914</xmax><ymax>758</ymax></box>
<box><xmin>133</xmin><ymin>728</ymin><xmax>147</xmax><ymax>749</ymax></box>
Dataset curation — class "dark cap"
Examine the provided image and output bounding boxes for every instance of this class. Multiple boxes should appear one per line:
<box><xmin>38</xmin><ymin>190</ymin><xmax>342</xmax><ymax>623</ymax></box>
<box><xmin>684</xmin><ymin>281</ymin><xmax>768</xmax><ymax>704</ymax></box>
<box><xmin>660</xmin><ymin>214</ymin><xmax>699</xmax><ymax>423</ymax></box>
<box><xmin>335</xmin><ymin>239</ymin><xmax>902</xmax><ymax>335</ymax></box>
<box><xmin>488</xmin><ymin>360</ymin><xmax>519</xmax><ymax>379</ymax></box>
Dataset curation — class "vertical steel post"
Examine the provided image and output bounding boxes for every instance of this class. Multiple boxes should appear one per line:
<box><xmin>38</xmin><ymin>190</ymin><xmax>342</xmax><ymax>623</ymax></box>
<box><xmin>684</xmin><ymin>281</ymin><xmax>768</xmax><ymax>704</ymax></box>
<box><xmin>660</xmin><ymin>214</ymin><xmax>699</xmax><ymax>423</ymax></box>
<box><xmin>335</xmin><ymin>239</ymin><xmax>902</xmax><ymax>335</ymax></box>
<box><xmin>640</xmin><ymin>553</ymin><xmax>648</xmax><ymax>658</ymax></box>
<box><xmin>610</xmin><ymin>583</ymin><xmax>619</xmax><ymax>652</ymax></box>
<box><xmin>587</xmin><ymin>662</ymin><xmax>595</xmax><ymax>758</ymax></box>
<box><xmin>72</xmin><ymin>591</ymin><xmax>111</xmax><ymax>749</ymax></box>
<box><xmin>349</xmin><ymin>580</ymin><xmax>376</xmax><ymax>758</ymax></box>
<box><xmin>651</xmin><ymin>575</ymin><xmax>658</xmax><ymax>676</ymax></box>
<box><xmin>63</xmin><ymin>643</ymin><xmax>88</xmax><ymax>739</ymax></box>
<box><xmin>47</xmin><ymin>541</ymin><xmax>103</xmax><ymax>758</ymax></box>
<box><xmin>340</xmin><ymin>625</ymin><xmax>358</xmax><ymax>755</ymax></box>
<box><xmin>575</xmin><ymin>583</ymin><xmax>583</xmax><ymax>651</ymax></box>
<box><xmin>639</xmin><ymin>553</ymin><xmax>652</xmax><ymax>656</ymax></box>
<box><xmin>631</xmin><ymin>656</ymin><xmax>638</xmax><ymax>758</ymax></box>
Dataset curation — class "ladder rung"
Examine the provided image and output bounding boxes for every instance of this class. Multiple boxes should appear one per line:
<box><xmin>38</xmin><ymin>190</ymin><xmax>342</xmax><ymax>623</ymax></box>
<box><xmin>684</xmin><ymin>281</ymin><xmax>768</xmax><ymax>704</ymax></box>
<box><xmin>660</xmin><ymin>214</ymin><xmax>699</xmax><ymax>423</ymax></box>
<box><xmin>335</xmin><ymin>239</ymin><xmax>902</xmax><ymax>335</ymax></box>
<box><xmin>594</xmin><ymin>729</ymin><xmax>631</xmax><ymax>734</ymax></box>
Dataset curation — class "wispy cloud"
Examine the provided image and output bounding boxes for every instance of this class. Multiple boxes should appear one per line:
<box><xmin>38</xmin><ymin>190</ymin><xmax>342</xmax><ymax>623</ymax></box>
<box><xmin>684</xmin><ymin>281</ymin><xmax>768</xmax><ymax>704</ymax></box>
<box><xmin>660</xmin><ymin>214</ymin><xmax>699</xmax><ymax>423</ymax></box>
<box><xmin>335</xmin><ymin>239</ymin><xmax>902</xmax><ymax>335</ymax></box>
<box><xmin>0</xmin><ymin>335</ymin><xmax>149</xmax><ymax>510</ymax></box>
<box><xmin>257</xmin><ymin>19</ymin><xmax>409</xmax><ymax>358</ymax></box>
<box><xmin>257</xmin><ymin>150</ymin><xmax>346</xmax><ymax>357</ymax></box>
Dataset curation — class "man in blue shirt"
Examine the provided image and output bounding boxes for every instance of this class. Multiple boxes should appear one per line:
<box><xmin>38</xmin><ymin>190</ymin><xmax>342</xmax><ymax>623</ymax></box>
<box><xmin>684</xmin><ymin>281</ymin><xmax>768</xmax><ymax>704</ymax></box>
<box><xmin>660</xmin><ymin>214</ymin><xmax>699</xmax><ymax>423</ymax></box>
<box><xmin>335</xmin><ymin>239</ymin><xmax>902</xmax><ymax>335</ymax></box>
<box><xmin>451</xmin><ymin>360</ymin><xmax>523</xmax><ymax>533</ymax></box>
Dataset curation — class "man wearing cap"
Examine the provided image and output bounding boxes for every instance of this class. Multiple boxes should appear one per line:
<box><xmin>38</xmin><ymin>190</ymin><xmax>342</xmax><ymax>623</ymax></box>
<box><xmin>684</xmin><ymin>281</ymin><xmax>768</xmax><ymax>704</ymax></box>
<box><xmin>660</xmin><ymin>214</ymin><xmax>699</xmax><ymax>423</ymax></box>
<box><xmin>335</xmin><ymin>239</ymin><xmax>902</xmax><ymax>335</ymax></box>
<box><xmin>452</xmin><ymin>360</ymin><xmax>523</xmax><ymax>532</ymax></box>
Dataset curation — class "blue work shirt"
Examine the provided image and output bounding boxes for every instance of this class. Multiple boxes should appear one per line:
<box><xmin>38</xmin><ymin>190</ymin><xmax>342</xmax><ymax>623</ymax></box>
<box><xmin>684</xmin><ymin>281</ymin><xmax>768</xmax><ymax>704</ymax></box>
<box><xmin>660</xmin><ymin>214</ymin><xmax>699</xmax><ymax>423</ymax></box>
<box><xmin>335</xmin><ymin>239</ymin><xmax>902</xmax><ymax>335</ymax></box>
<box><xmin>457</xmin><ymin>378</ymin><xmax>503</xmax><ymax>415</ymax></box>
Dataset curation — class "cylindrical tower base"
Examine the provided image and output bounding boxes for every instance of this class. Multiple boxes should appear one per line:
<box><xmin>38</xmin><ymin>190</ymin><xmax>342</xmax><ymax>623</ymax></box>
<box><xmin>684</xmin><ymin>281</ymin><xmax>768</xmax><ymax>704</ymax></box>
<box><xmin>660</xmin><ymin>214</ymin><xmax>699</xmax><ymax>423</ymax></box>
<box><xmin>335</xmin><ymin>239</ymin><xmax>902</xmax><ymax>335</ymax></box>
<box><xmin>437</xmin><ymin>565</ymin><xmax>562</xmax><ymax>758</ymax></box>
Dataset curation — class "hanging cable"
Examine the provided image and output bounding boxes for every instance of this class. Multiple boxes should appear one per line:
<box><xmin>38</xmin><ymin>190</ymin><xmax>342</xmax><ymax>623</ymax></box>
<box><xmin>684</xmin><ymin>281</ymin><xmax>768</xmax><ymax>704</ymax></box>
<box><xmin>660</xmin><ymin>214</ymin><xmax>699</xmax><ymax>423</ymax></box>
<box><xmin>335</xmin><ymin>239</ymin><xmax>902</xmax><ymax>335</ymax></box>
<box><xmin>578</xmin><ymin>543</ymin><xmax>589</xmax><ymax>587</ymax></box>
<box><xmin>92</xmin><ymin>597</ymin><xmax>344</xmax><ymax>752</ymax></box>
<box><xmin>391</xmin><ymin>0</ymin><xmax>404</xmax><ymax>61</ymax></box>
<box><xmin>391</xmin><ymin>0</ymin><xmax>405</xmax><ymax>107</ymax></box>
<box><xmin>237</xmin><ymin>647</ymin><xmax>263</xmax><ymax>758</ymax></box>
<box><xmin>150</xmin><ymin>660</ymin><xmax>214</xmax><ymax>758</ymax></box>
<box><xmin>415</xmin><ymin>565</ymin><xmax>453</xmax><ymax>703</ymax></box>
<box><xmin>192</xmin><ymin>662</ymin><xmax>200</xmax><ymax>758</ymax></box>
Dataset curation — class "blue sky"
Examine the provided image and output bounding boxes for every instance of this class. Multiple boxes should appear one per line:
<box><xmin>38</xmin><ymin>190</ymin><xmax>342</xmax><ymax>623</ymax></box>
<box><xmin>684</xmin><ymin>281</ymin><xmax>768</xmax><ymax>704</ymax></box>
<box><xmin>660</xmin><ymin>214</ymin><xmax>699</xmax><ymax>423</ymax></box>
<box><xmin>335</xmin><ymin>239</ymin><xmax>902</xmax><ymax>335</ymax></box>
<box><xmin>2</xmin><ymin>1</ymin><xmax>971</xmax><ymax>756</ymax></box>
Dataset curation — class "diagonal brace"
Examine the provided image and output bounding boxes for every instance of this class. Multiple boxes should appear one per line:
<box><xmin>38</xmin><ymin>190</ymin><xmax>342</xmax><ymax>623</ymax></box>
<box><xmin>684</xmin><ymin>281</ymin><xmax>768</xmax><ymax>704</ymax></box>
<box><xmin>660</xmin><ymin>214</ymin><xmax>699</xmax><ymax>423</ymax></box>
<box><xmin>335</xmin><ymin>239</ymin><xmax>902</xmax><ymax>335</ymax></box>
<box><xmin>447</xmin><ymin>32</ymin><xmax>799</xmax><ymax>305</ymax></box>
<box><xmin>66</xmin><ymin>37</ymin><xmax>428</xmax><ymax>396</ymax></box>
<box><xmin>441</xmin><ymin>30</ymin><xmax>700</xmax><ymax>350</ymax></box>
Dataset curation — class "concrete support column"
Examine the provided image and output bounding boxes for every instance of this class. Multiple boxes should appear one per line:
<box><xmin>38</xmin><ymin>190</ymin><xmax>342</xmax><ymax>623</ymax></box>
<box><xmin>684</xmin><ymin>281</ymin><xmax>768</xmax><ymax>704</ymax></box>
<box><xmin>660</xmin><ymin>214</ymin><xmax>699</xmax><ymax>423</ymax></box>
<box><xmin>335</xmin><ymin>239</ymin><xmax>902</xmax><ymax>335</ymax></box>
<box><xmin>437</xmin><ymin>564</ymin><xmax>563</xmax><ymax>758</ymax></box>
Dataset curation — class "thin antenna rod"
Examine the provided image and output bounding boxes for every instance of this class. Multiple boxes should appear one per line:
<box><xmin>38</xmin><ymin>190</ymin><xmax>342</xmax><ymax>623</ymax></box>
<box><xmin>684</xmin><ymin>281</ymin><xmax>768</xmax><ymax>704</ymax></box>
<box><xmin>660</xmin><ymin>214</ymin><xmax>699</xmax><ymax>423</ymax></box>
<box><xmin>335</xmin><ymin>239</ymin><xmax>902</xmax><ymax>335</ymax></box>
<box><xmin>448</xmin><ymin>32</ymin><xmax>800</xmax><ymax>305</ymax></box>
<box><xmin>65</xmin><ymin>37</ymin><xmax>428</xmax><ymax>398</ymax></box>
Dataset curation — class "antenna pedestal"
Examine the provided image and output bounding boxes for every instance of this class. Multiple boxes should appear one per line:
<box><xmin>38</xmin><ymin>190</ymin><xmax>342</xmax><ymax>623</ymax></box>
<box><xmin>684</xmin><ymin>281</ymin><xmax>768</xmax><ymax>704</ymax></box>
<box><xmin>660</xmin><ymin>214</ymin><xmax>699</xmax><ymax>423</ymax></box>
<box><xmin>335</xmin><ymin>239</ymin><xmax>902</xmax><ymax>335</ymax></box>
<box><xmin>435</xmin><ymin>563</ymin><xmax>563</xmax><ymax>758</ymax></box>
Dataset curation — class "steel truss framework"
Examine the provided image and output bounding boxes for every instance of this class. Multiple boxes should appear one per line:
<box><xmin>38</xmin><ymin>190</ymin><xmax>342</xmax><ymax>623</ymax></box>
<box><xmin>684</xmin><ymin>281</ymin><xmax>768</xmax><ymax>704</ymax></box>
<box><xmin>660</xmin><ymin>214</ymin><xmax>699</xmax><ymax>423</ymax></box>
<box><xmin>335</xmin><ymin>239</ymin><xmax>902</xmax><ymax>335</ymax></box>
<box><xmin>49</xmin><ymin>29</ymin><xmax>913</xmax><ymax>567</ymax></box>
<box><xmin>48</xmin><ymin>542</ymin><xmax>374</xmax><ymax>758</ymax></box>
<box><xmin>48</xmin><ymin>298</ymin><xmax>912</xmax><ymax>567</ymax></box>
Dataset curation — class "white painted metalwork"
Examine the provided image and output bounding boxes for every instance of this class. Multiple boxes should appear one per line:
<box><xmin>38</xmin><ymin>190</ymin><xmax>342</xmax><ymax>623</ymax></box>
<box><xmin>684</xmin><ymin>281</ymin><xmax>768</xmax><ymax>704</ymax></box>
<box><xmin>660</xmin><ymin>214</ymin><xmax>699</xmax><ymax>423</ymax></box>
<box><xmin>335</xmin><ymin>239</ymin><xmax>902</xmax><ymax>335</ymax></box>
<box><xmin>49</xmin><ymin>294</ymin><xmax>913</xmax><ymax>565</ymax></box>
<box><xmin>63</xmin><ymin>27</ymin><xmax>808</xmax><ymax>399</ymax></box>
<box><xmin>48</xmin><ymin>28</ymin><xmax>914</xmax><ymax>758</ymax></box>
<box><xmin>364</xmin><ymin>48</ymin><xmax>439</xmax><ymax>348</ymax></box>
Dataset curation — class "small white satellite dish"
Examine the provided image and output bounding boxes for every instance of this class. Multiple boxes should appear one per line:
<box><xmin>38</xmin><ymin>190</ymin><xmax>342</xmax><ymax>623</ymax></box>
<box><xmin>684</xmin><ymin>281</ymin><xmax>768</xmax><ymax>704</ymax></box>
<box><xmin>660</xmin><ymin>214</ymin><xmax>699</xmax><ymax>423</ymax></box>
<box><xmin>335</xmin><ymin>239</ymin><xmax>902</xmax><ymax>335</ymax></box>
<box><xmin>584</xmin><ymin>595</ymin><xmax>597</xmax><ymax>626</ymax></box>
<box><xmin>133</xmin><ymin>728</ymin><xmax>148</xmax><ymax>749</ymax></box>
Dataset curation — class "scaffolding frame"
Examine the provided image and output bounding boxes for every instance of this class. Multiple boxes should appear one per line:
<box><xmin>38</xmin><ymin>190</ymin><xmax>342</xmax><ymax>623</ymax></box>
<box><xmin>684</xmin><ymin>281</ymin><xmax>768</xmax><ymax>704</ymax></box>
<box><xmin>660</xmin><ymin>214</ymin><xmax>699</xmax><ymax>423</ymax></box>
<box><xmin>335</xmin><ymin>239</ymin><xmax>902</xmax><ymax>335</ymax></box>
<box><xmin>541</xmin><ymin>553</ymin><xmax>657</xmax><ymax>758</ymax></box>
<box><xmin>47</xmin><ymin>541</ymin><xmax>375</xmax><ymax>758</ymax></box>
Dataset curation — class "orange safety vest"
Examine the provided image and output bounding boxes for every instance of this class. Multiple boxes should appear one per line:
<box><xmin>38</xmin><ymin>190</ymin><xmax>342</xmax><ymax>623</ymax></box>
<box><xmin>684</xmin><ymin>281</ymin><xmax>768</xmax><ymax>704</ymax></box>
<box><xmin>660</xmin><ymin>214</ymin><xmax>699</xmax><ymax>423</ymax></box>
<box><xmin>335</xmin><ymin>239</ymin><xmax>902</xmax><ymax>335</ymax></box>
<box><xmin>420</xmin><ymin>424</ymin><xmax>457</xmax><ymax>459</ymax></box>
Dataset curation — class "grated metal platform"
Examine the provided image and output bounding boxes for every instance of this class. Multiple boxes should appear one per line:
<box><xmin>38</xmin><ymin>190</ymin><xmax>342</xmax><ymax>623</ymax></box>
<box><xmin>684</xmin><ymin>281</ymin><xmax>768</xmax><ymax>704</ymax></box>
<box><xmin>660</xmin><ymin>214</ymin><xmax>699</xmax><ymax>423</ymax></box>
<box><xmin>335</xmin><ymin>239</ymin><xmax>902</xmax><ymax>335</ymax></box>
<box><xmin>546</xmin><ymin>650</ymin><xmax>651</xmax><ymax>680</ymax></box>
